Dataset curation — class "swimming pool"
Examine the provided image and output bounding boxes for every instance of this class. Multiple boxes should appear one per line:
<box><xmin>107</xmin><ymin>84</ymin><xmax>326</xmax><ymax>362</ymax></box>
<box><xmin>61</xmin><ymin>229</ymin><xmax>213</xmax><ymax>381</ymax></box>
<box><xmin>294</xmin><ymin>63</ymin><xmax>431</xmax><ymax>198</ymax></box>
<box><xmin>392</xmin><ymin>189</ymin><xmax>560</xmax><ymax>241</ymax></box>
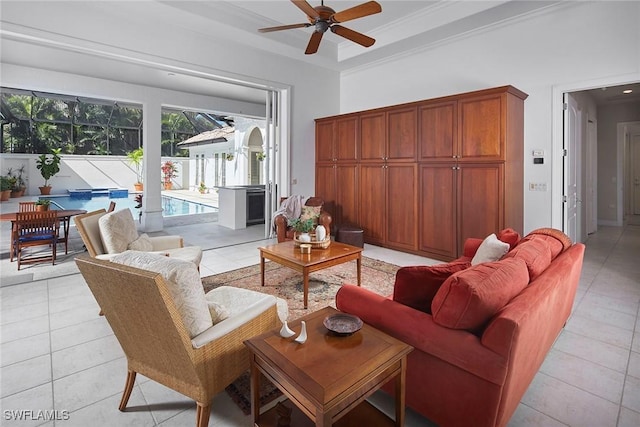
<box><xmin>40</xmin><ymin>194</ymin><xmax>217</xmax><ymax>217</ymax></box>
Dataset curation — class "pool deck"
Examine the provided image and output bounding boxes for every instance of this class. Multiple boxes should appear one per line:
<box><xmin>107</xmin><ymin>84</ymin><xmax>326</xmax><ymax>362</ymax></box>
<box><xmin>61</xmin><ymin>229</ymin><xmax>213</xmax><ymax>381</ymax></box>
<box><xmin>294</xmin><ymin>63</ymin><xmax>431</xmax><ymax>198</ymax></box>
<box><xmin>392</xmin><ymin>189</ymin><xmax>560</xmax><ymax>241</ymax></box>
<box><xmin>0</xmin><ymin>189</ymin><xmax>269</xmax><ymax>285</ymax></box>
<box><xmin>163</xmin><ymin>189</ymin><xmax>219</xmax><ymax>208</ymax></box>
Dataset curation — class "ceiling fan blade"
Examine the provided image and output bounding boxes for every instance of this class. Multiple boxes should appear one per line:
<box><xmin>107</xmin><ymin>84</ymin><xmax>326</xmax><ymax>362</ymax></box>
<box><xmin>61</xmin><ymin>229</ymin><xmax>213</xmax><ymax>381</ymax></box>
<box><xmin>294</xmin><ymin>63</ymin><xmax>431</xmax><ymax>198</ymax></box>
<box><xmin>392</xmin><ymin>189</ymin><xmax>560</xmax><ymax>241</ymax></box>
<box><xmin>330</xmin><ymin>25</ymin><xmax>375</xmax><ymax>47</ymax></box>
<box><xmin>291</xmin><ymin>0</ymin><xmax>320</xmax><ymax>19</ymax></box>
<box><xmin>332</xmin><ymin>1</ymin><xmax>381</xmax><ymax>23</ymax></box>
<box><xmin>258</xmin><ymin>23</ymin><xmax>311</xmax><ymax>33</ymax></box>
<box><xmin>305</xmin><ymin>31</ymin><xmax>324</xmax><ymax>55</ymax></box>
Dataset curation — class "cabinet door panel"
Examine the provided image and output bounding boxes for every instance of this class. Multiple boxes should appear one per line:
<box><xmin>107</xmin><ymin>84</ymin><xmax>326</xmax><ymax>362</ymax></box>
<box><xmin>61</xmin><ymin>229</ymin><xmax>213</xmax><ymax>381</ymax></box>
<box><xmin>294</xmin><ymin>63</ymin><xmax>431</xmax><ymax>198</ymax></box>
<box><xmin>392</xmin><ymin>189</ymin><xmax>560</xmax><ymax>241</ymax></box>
<box><xmin>336</xmin><ymin>117</ymin><xmax>358</xmax><ymax>161</ymax></box>
<box><xmin>459</xmin><ymin>95</ymin><xmax>503</xmax><ymax>160</ymax></box>
<box><xmin>387</xmin><ymin>107</ymin><xmax>417</xmax><ymax>161</ymax></box>
<box><xmin>360</xmin><ymin>112</ymin><xmax>386</xmax><ymax>162</ymax></box>
<box><xmin>419</xmin><ymin>164</ymin><xmax>457</xmax><ymax>258</ymax></box>
<box><xmin>359</xmin><ymin>164</ymin><xmax>386</xmax><ymax>244</ymax></box>
<box><xmin>336</xmin><ymin>164</ymin><xmax>359</xmax><ymax>228</ymax></box>
<box><xmin>458</xmin><ymin>164</ymin><xmax>504</xmax><ymax>253</ymax></box>
<box><xmin>316</xmin><ymin>120</ymin><xmax>335</xmax><ymax>163</ymax></box>
<box><xmin>387</xmin><ymin>164</ymin><xmax>417</xmax><ymax>250</ymax></box>
<box><xmin>316</xmin><ymin>164</ymin><xmax>337</xmax><ymax>224</ymax></box>
<box><xmin>419</xmin><ymin>101</ymin><xmax>456</xmax><ymax>161</ymax></box>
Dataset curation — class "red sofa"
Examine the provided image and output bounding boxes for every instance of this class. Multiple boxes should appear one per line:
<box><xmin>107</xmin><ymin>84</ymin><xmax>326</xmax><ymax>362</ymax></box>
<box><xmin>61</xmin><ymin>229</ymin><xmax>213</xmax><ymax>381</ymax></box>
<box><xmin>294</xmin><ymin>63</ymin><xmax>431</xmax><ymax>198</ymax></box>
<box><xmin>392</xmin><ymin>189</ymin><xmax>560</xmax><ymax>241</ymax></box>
<box><xmin>336</xmin><ymin>228</ymin><xmax>585</xmax><ymax>427</ymax></box>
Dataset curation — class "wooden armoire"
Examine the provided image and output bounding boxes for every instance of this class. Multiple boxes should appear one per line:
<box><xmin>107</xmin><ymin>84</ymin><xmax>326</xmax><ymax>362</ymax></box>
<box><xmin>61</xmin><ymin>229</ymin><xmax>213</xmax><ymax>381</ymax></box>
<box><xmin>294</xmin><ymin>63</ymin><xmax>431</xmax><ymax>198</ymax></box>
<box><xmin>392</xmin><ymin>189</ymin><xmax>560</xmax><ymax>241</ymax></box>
<box><xmin>315</xmin><ymin>85</ymin><xmax>528</xmax><ymax>261</ymax></box>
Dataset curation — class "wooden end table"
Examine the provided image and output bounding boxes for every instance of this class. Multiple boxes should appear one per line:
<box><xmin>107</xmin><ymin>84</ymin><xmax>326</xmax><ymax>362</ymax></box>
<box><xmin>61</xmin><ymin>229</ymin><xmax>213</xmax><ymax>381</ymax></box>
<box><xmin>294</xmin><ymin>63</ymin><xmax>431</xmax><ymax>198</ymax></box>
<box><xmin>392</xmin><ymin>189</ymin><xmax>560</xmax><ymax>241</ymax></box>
<box><xmin>244</xmin><ymin>307</ymin><xmax>413</xmax><ymax>427</ymax></box>
<box><xmin>259</xmin><ymin>241</ymin><xmax>363</xmax><ymax>309</ymax></box>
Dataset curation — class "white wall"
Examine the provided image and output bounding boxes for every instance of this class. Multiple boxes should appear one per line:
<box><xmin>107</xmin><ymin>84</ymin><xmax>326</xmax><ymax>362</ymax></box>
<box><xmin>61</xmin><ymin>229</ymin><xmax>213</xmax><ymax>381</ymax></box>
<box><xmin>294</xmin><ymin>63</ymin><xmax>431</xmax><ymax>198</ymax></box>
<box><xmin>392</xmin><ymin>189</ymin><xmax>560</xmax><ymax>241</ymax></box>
<box><xmin>340</xmin><ymin>1</ymin><xmax>640</xmax><ymax>234</ymax></box>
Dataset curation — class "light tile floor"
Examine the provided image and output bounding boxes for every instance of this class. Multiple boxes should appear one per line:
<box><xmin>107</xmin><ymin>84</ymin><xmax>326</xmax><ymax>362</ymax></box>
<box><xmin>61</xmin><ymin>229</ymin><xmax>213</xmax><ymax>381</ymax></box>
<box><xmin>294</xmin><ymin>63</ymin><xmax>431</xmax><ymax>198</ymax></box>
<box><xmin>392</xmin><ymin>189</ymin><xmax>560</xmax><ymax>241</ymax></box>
<box><xmin>1</xmin><ymin>224</ymin><xmax>639</xmax><ymax>426</ymax></box>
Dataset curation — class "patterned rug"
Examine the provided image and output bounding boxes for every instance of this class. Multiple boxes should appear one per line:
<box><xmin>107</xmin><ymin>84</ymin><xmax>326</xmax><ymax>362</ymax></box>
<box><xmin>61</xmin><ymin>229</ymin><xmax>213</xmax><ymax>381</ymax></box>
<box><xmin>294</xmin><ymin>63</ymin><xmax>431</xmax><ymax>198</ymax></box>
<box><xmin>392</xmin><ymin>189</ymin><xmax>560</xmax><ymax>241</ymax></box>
<box><xmin>202</xmin><ymin>256</ymin><xmax>401</xmax><ymax>415</ymax></box>
<box><xmin>201</xmin><ymin>256</ymin><xmax>400</xmax><ymax>321</ymax></box>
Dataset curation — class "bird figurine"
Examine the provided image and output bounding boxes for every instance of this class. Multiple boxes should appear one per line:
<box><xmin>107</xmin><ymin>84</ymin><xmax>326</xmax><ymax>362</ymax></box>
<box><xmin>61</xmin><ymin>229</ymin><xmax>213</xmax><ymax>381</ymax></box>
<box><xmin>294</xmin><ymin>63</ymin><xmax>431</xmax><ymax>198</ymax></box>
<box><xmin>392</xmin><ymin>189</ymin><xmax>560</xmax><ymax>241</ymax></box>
<box><xmin>294</xmin><ymin>321</ymin><xmax>307</xmax><ymax>344</ymax></box>
<box><xmin>279</xmin><ymin>320</ymin><xmax>295</xmax><ymax>338</ymax></box>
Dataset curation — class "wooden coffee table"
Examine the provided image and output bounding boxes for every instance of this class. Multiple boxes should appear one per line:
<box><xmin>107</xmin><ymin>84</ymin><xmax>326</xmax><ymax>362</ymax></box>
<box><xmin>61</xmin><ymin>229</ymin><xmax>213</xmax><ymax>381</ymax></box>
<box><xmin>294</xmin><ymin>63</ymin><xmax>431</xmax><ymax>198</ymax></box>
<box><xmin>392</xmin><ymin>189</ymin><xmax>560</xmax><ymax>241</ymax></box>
<box><xmin>259</xmin><ymin>241</ymin><xmax>363</xmax><ymax>309</ymax></box>
<box><xmin>245</xmin><ymin>307</ymin><xmax>413</xmax><ymax>427</ymax></box>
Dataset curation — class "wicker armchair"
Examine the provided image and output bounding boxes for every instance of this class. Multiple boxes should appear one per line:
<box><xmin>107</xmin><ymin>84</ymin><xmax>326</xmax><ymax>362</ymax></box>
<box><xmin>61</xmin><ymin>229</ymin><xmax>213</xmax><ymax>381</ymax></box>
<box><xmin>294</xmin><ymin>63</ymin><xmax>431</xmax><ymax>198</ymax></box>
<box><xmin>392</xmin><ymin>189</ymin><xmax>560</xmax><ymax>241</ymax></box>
<box><xmin>75</xmin><ymin>255</ymin><xmax>280</xmax><ymax>427</ymax></box>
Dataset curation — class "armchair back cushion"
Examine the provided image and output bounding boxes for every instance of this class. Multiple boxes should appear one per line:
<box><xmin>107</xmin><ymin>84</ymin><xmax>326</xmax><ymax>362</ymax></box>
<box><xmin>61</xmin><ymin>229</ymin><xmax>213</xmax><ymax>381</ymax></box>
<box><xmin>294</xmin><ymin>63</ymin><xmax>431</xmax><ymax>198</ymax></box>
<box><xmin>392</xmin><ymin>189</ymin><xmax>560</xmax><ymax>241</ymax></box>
<box><xmin>431</xmin><ymin>257</ymin><xmax>529</xmax><ymax>332</ymax></box>
<box><xmin>111</xmin><ymin>251</ymin><xmax>212</xmax><ymax>337</ymax></box>
<box><xmin>99</xmin><ymin>209</ymin><xmax>139</xmax><ymax>254</ymax></box>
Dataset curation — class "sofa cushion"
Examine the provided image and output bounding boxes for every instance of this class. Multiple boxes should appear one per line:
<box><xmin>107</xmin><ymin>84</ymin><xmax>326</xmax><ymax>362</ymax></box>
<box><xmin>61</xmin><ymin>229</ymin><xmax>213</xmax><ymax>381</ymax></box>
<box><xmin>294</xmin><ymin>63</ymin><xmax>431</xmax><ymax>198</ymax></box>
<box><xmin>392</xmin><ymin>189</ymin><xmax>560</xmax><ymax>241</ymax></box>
<box><xmin>471</xmin><ymin>233</ymin><xmax>510</xmax><ymax>266</ymax></box>
<box><xmin>503</xmin><ymin>236</ymin><xmax>553</xmax><ymax>280</ymax></box>
<box><xmin>99</xmin><ymin>209</ymin><xmax>139</xmax><ymax>254</ymax></box>
<box><xmin>526</xmin><ymin>228</ymin><xmax>572</xmax><ymax>255</ymax></box>
<box><xmin>393</xmin><ymin>260</ymin><xmax>471</xmax><ymax>313</ymax></box>
<box><xmin>431</xmin><ymin>258</ymin><xmax>530</xmax><ymax>332</ymax></box>
<box><xmin>111</xmin><ymin>250</ymin><xmax>212</xmax><ymax>338</ymax></box>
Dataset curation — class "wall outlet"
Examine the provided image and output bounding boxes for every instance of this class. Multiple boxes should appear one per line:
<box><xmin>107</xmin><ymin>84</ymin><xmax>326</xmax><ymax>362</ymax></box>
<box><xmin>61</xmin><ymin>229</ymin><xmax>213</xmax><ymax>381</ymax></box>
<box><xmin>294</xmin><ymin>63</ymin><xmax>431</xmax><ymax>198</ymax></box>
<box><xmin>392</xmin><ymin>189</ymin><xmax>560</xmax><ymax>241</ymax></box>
<box><xmin>529</xmin><ymin>182</ymin><xmax>547</xmax><ymax>191</ymax></box>
<box><xmin>292</xmin><ymin>178</ymin><xmax>297</xmax><ymax>185</ymax></box>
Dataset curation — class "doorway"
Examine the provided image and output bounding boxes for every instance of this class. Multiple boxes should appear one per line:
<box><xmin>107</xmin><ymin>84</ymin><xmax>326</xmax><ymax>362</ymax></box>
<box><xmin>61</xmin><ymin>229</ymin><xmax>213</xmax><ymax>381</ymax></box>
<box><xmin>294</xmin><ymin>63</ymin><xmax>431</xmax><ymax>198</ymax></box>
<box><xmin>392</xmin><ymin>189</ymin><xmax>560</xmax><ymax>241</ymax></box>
<box><xmin>555</xmin><ymin>78</ymin><xmax>640</xmax><ymax>240</ymax></box>
<box><xmin>633</xmin><ymin>133</ymin><xmax>640</xmax><ymax>214</ymax></box>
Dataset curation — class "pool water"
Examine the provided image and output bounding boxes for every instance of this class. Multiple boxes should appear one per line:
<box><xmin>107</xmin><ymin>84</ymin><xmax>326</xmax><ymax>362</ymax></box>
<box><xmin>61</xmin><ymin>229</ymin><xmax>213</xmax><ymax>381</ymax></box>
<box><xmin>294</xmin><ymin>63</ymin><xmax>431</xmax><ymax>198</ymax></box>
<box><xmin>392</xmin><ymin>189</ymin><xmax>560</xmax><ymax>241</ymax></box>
<box><xmin>41</xmin><ymin>194</ymin><xmax>217</xmax><ymax>217</ymax></box>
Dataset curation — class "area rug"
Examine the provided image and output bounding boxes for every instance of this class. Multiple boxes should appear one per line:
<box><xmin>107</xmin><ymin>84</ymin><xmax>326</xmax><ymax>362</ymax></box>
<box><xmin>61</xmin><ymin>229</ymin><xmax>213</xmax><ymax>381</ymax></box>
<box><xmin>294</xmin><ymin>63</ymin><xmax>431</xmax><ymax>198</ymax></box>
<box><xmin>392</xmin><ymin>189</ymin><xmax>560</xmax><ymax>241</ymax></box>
<box><xmin>201</xmin><ymin>256</ymin><xmax>400</xmax><ymax>321</ymax></box>
<box><xmin>225</xmin><ymin>371</ymin><xmax>283</xmax><ymax>416</ymax></box>
<box><xmin>211</xmin><ymin>256</ymin><xmax>401</xmax><ymax>415</ymax></box>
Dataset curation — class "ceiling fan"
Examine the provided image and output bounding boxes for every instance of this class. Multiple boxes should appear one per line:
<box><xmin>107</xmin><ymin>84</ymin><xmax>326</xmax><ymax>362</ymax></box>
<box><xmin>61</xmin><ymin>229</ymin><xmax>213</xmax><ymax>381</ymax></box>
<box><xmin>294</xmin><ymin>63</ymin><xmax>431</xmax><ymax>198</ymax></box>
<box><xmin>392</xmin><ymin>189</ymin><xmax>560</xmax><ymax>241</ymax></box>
<box><xmin>258</xmin><ymin>0</ymin><xmax>382</xmax><ymax>55</ymax></box>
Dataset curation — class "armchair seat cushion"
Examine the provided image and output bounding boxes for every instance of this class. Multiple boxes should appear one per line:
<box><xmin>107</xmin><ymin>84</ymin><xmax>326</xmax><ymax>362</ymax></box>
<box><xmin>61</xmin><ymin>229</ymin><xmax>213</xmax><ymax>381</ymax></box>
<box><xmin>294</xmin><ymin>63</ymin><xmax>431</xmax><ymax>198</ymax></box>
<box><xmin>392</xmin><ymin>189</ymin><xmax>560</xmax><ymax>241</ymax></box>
<box><xmin>111</xmin><ymin>251</ymin><xmax>212</xmax><ymax>338</ymax></box>
<box><xmin>165</xmin><ymin>246</ymin><xmax>203</xmax><ymax>267</ymax></box>
<box><xmin>193</xmin><ymin>286</ymin><xmax>288</xmax><ymax>348</ymax></box>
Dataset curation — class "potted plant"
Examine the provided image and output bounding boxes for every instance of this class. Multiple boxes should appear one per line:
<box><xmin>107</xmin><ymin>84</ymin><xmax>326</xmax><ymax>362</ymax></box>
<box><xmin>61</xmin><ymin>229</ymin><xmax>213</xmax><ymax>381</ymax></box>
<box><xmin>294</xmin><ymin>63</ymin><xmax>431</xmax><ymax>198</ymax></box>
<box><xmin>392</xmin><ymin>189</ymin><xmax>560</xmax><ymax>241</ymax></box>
<box><xmin>7</xmin><ymin>165</ymin><xmax>27</xmax><ymax>197</ymax></box>
<box><xmin>134</xmin><ymin>193</ymin><xmax>143</xmax><ymax>221</ymax></box>
<box><xmin>35</xmin><ymin>199</ymin><xmax>51</xmax><ymax>211</ymax></box>
<box><xmin>36</xmin><ymin>148</ymin><xmax>62</xmax><ymax>195</ymax></box>
<box><xmin>198</xmin><ymin>181</ymin><xmax>207</xmax><ymax>194</ymax></box>
<box><xmin>161</xmin><ymin>160</ymin><xmax>178</xmax><ymax>190</ymax></box>
<box><xmin>225</xmin><ymin>153</ymin><xmax>235</xmax><ymax>161</ymax></box>
<box><xmin>126</xmin><ymin>148</ymin><xmax>144</xmax><ymax>191</ymax></box>
<box><xmin>0</xmin><ymin>176</ymin><xmax>12</xmax><ymax>201</ymax></box>
<box><xmin>256</xmin><ymin>152</ymin><xmax>266</xmax><ymax>161</ymax></box>
<box><xmin>288</xmin><ymin>217</ymin><xmax>314</xmax><ymax>242</ymax></box>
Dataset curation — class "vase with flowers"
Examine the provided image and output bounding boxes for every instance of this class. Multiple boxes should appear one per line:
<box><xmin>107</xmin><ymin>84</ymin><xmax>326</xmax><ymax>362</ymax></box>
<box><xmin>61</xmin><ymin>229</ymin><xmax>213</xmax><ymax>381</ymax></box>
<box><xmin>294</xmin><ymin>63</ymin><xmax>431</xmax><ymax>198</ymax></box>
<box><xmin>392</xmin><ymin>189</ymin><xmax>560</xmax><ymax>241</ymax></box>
<box><xmin>288</xmin><ymin>217</ymin><xmax>314</xmax><ymax>243</ymax></box>
<box><xmin>161</xmin><ymin>160</ymin><xmax>178</xmax><ymax>190</ymax></box>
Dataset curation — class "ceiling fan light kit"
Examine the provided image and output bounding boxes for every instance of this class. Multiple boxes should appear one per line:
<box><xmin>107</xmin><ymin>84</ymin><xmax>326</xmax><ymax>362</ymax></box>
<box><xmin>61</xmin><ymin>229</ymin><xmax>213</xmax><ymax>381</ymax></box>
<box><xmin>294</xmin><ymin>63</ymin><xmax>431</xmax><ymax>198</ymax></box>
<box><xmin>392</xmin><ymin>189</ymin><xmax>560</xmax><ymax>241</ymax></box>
<box><xmin>258</xmin><ymin>0</ymin><xmax>382</xmax><ymax>55</ymax></box>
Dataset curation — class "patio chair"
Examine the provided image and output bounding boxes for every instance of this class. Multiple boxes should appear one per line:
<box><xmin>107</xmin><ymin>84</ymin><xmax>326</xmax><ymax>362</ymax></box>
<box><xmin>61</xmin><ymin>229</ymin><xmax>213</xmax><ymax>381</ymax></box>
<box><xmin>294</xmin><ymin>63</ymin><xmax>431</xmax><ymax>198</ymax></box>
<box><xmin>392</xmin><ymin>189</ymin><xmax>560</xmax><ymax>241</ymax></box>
<box><xmin>13</xmin><ymin>210</ymin><xmax>59</xmax><ymax>270</ymax></box>
<box><xmin>74</xmin><ymin>208</ymin><xmax>202</xmax><ymax>267</ymax></box>
<box><xmin>18</xmin><ymin>202</ymin><xmax>37</xmax><ymax>212</ymax></box>
<box><xmin>75</xmin><ymin>254</ymin><xmax>280</xmax><ymax>427</ymax></box>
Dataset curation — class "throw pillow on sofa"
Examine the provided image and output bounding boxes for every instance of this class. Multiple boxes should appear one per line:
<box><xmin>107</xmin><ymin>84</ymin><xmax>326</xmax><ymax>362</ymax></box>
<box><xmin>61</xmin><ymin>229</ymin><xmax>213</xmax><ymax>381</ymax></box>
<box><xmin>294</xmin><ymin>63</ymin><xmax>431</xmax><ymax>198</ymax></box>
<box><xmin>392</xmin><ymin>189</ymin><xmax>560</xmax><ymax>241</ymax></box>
<box><xmin>393</xmin><ymin>260</ymin><xmax>471</xmax><ymax>313</ymax></box>
<box><xmin>431</xmin><ymin>257</ymin><xmax>530</xmax><ymax>333</ymax></box>
<box><xmin>471</xmin><ymin>233</ymin><xmax>511</xmax><ymax>266</ymax></box>
<box><xmin>111</xmin><ymin>250</ymin><xmax>213</xmax><ymax>338</ymax></box>
<box><xmin>497</xmin><ymin>228</ymin><xmax>521</xmax><ymax>250</ymax></box>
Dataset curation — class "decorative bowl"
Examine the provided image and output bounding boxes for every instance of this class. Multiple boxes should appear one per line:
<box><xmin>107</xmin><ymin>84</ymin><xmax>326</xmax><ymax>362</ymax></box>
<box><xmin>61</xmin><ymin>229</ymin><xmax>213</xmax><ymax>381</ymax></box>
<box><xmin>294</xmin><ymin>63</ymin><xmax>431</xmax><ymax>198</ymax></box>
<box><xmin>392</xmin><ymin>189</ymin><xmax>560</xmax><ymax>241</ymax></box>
<box><xmin>323</xmin><ymin>313</ymin><xmax>363</xmax><ymax>336</ymax></box>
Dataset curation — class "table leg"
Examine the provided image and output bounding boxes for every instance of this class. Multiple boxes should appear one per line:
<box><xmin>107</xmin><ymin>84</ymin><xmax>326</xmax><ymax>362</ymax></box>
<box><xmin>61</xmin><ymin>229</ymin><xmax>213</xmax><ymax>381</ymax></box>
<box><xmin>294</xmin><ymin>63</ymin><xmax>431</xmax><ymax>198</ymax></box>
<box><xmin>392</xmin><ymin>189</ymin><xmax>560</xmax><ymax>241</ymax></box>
<box><xmin>62</xmin><ymin>216</ymin><xmax>70</xmax><ymax>254</ymax></box>
<box><xmin>357</xmin><ymin>254</ymin><xmax>362</xmax><ymax>287</ymax></box>
<box><xmin>260</xmin><ymin>254</ymin><xmax>265</xmax><ymax>287</ymax></box>
<box><xmin>303</xmin><ymin>268</ymin><xmax>309</xmax><ymax>309</ymax></box>
<box><xmin>395</xmin><ymin>357</ymin><xmax>407</xmax><ymax>427</ymax></box>
<box><xmin>250</xmin><ymin>357</ymin><xmax>260</xmax><ymax>426</ymax></box>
